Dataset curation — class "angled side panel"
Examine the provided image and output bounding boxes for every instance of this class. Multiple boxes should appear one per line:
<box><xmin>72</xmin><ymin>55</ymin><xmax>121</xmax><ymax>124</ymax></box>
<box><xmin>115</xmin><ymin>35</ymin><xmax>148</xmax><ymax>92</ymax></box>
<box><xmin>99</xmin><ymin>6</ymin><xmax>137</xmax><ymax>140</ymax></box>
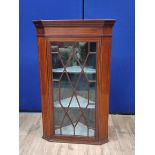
<box><xmin>98</xmin><ymin>35</ymin><xmax>112</xmax><ymax>141</ymax></box>
<box><xmin>37</xmin><ymin>37</ymin><xmax>52</xmax><ymax>138</ymax></box>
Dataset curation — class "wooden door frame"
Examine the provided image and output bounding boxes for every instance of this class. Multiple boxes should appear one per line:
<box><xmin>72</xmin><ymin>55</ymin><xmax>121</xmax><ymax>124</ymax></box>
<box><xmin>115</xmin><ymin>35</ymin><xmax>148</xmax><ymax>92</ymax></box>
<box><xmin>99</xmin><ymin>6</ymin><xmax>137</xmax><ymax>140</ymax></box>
<box><xmin>42</xmin><ymin>37</ymin><xmax>102</xmax><ymax>144</ymax></box>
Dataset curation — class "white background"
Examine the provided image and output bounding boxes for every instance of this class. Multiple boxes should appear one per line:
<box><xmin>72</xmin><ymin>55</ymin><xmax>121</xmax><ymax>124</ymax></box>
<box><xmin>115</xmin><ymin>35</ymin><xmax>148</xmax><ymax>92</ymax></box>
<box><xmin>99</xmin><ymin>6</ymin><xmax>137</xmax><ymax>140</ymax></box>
<box><xmin>136</xmin><ymin>0</ymin><xmax>155</xmax><ymax>154</ymax></box>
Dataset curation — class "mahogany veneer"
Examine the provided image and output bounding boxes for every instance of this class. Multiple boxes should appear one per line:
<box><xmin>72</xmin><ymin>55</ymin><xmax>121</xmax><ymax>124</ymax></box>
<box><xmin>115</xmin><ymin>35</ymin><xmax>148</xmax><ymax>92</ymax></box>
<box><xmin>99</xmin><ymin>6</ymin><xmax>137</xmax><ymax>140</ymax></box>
<box><xmin>33</xmin><ymin>19</ymin><xmax>115</xmax><ymax>144</ymax></box>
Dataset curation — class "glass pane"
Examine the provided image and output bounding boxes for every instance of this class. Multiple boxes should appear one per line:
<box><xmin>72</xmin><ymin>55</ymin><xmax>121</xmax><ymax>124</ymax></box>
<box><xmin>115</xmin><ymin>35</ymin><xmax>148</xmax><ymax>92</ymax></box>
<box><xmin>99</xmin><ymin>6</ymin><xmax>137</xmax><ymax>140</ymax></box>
<box><xmin>90</xmin><ymin>42</ymin><xmax>96</xmax><ymax>53</ymax></box>
<box><xmin>85</xmin><ymin>54</ymin><xmax>96</xmax><ymax>81</ymax></box>
<box><xmin>51</xmin><ymin>42</ymin><xmax>58</xmax><ymax>52</ymax></box>
<box><xmin>51</xmin><ymin>53</ymin><xmax>63</xmax><ymax>80</ymax></box>
<box><xmin>51</xmin><ymin>42</ymin><xmax>96</xmax><ymax>137</ymax></box>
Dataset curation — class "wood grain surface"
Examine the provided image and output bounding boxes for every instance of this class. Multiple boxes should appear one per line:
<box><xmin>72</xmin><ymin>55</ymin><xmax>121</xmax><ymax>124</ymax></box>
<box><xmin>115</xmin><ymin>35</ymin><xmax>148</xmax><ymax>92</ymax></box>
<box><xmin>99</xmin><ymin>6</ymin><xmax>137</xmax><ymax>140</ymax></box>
<box><xmin>19</xmin><ymin>113</ymin><xmax>135</xmax><ymax>155</ymax></box>
<box><xmin>33</xmin><ymin>20</ymin><xmax>115</xmax><ymax>143</ymax></box>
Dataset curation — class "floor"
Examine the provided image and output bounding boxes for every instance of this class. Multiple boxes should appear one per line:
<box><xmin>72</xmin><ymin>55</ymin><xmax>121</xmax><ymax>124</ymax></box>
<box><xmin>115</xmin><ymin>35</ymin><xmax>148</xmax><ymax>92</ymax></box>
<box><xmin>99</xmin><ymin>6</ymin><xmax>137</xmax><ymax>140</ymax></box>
<box><xmin>19</xmin><ymin>113</ymin><xmax>135</xmax><ymax>155</ymax></box>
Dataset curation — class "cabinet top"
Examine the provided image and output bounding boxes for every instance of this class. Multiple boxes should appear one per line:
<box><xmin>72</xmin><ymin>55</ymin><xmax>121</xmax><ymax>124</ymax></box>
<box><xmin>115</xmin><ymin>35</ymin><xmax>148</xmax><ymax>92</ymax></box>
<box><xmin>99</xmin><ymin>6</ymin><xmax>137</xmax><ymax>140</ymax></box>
<box><xmin>33</xmin><ymin>19</ymin><xmax>115</xmax><ymax>28</ymax></box>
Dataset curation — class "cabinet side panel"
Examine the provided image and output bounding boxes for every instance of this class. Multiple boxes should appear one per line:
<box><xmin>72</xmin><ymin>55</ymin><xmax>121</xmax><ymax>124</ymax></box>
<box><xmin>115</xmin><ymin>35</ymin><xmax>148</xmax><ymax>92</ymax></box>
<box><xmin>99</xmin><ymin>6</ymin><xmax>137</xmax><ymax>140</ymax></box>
<box><xmin>37</xmin><ymin>37</ymin><xmax>52</xmax><ymax>138</ymax></box>
<box><xmin>98</xmin><ymin>37</ymin><xmax>112</xmax><ymax>140</ymax></box>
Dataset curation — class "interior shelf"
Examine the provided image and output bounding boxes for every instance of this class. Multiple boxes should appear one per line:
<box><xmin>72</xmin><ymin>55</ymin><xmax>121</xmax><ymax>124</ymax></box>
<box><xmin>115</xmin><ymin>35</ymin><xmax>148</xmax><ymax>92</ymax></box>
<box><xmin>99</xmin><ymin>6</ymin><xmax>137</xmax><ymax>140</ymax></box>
<box><xmin>55</xmin><ymin>122</ymin><xmax>95</xmax><ymax>137</ymax></box>
<box><xmin>52</xmin><ymin>66</ymin><xmax>96</xmax><ymax>74</ymax></box>
<box><xmin>54</xmin><ymin>95</ymin><xmax>95</xmax><ymax>109</ymax></box>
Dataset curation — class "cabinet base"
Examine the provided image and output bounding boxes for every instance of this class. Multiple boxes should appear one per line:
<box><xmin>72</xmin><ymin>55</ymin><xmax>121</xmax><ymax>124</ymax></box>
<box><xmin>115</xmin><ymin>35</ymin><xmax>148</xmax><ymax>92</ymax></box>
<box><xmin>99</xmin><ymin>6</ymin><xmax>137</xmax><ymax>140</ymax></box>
<box><xmin>42</xmin><ymin>135</ymin><xmax>109</xmax><ymax>145</ymax></box>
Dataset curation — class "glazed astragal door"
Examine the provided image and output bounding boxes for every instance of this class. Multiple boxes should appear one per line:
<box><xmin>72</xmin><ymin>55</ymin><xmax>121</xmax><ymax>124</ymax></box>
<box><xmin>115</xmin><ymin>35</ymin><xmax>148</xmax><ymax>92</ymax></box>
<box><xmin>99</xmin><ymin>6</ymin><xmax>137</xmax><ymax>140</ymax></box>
<box><xmin>50</xmin><ymin>40</ymin><xmax>97</xmax><ymax>139</ymax></box>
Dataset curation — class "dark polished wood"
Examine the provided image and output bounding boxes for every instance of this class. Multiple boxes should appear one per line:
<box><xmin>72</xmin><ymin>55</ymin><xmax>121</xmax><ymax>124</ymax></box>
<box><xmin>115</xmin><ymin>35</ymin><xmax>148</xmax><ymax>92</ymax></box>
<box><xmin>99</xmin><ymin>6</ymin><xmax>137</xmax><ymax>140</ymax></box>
<box><xmin>33</xmin><ymin>19</ymin><xmax>115</xmax><ymax>144</ymax></box>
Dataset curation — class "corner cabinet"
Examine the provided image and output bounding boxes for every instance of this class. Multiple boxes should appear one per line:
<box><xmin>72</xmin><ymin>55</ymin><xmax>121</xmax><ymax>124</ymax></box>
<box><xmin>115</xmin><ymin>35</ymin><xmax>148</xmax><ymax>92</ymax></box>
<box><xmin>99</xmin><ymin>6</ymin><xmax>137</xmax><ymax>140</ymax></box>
<box><xmin>33</xmin><ymin>20</ymin><xmax>115</xmax><ymax>144</ymax></box>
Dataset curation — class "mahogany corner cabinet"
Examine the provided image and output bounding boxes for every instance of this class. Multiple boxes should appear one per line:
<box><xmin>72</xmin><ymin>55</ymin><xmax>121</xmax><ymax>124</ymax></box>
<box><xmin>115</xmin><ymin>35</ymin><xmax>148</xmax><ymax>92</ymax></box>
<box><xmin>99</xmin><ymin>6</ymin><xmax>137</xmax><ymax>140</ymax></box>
<box><xmin>33</xmin><ymin>19</ymin><xmax>115</xmax><ymax>144</ymax></box>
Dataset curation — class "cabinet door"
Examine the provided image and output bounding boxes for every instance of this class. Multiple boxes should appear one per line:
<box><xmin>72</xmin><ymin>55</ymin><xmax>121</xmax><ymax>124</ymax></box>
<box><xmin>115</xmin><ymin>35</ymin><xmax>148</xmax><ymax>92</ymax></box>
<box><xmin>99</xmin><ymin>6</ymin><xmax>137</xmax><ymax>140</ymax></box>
<box><xmin>49</xmin><ymin>39</ymin><xmax>98</xmax><ymax>139</ymax></box>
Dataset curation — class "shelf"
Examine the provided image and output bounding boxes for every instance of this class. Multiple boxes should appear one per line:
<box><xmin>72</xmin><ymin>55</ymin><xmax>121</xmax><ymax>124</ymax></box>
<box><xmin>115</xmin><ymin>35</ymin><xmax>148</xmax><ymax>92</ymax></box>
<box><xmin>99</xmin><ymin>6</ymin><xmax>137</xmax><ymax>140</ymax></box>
<box><xmin>54</xmin><ymin>95</ymin><xmax>95</xmax><ymax>109</ymax></box>
<box><xmin>55</xmin><ymin>122</ymin><xmax>95</xmax><ymax>137</ymax></box>
<box><xmin>52</xmin><ymin>66</ymin><xmax>96</xmax><ymax>74</ymax></box>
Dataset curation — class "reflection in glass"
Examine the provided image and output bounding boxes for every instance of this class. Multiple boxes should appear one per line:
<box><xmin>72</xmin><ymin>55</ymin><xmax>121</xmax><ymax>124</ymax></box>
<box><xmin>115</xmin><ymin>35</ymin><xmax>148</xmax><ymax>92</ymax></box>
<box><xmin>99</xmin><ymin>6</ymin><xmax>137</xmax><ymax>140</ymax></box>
<box><xmin>51</xmin><ymin>42</ymin><xmax>96</xmax><ymax>137</ymax></box>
